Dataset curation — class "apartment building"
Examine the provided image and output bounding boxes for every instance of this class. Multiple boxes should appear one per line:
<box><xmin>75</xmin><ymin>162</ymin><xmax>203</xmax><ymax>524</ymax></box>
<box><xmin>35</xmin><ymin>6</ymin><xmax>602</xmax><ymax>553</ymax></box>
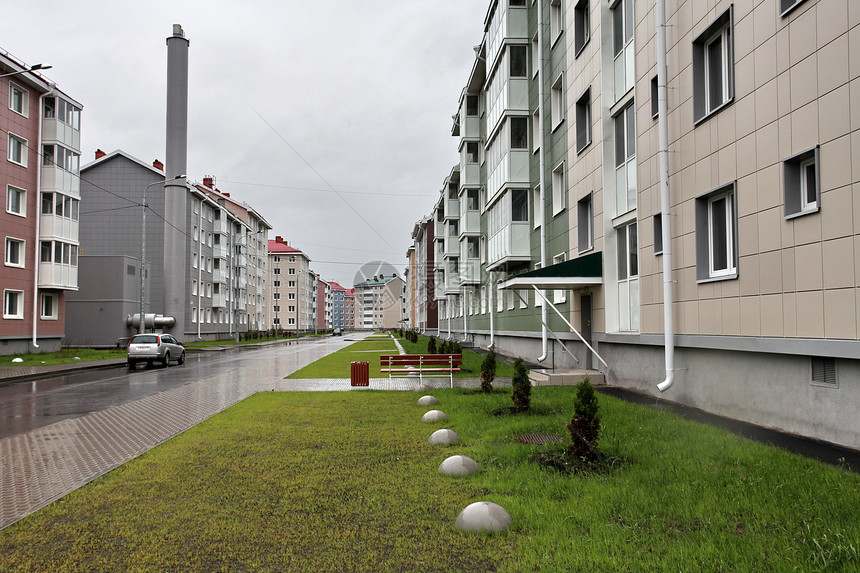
<box><xmin>266</xmin><ymin>236</ymin><xmax>315</xmax><ymax>333</ymax></box>
<box><xmin>414</xmin><ymin>0</ymin><xmax>859</xmax><ymax>449</ymax></box>
<box><xmin>316</xmin><ymin>278</ymin><xmax>332</xmax><ymax>330</ymax></box>
<box><xmin>329</xmin><ymin>281</ymin><xmax>348</xmax><ymax>330</ymax></box>
<box><xmin>405</xmin><ymin>217</ymin><xmax>440</xmax><ymax>332</ymax></box>
<box><xmin>67</xmin><ymin>154</ymin><xmax>270</xmax><ymax>346</ymax></box>
<box><xmin>344</xmin><ymin>288</ymin><xmax>356</xmax><ymax>330</ymax></box>
<box><xmin>1</xmin><ymin>52</ymin><xmax>82</xmax><ymax>354</ymax></box>
<box><xmin>354</xmin><ymin>274</ymin><xmax>406</xmax><ymax>330</ymax></box>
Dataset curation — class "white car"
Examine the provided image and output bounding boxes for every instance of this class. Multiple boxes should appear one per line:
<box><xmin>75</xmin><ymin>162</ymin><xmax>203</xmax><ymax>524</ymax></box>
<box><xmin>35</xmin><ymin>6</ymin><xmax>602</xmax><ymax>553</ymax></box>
<box><xmin>127</xmin><ymin>333</ymin><xmax>186</xmax><ymax>369</ymax></box>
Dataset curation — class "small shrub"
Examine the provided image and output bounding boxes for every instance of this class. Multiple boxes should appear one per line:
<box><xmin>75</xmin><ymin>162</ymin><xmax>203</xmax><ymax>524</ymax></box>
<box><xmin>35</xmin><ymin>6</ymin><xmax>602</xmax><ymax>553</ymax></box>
<box><xmin>510</xmin><ymin>358</ymin><xmax>531</xmax><ymax>411</ymax></box>
<box><xmin>427</xmin><ymin>336</ymin><xmax>437</xmax><ymax>354</ymax></box>
<box><xmin>452</xmin><ymin>340</ymin><xmax>462</xmax><ymax>354</ymax></box>
<box><xmin>480</xmin><ymin>346</ymin><xmax>497</xmax><ymax>393</ymax></box>
<box><xmin>439</xmin><ymin>340</ymin><xmax>450</xmax><ymax>354</ymax></box>
<box><xmin>566</xmin><ymin>377</ymin><xmax>601</xmax><ymax>460</ymax></box>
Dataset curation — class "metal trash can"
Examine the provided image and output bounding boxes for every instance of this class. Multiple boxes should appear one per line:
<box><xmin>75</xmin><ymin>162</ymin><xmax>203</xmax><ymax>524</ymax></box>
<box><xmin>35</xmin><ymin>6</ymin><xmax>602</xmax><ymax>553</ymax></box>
<box><xmin>350</xmin><ymin>361</ymin><xmax>369</xmax><ymax>386</ymax></box>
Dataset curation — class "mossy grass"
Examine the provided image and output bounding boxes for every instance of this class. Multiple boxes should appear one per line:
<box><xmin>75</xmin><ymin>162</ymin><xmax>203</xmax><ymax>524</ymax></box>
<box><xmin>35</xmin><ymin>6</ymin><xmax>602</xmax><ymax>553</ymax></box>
<box><xmin>2</xmin><ymin>387</ymin><xmax>858</xmax><ymax>571</ymax></box>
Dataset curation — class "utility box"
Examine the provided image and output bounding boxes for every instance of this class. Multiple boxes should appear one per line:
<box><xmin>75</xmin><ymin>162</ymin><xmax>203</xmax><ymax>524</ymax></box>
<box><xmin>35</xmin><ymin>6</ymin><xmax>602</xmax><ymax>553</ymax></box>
<box><xmin>350</xmin><ymin>361</ymin><xmax>369</xmax><ymax>386</ymax></box>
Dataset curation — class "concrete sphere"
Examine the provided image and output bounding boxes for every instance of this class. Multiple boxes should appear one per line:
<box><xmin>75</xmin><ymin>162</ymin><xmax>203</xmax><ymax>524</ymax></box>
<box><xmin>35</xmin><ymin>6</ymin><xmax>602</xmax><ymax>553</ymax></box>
<box><xmin>428</xmin><ymin>429</ymin><xmax>461</xmax><ymax>445</ymax></box>
<box><xmin>417</xmin><ymin>395</ymin><xmax>440</xmax><ymax>406</ymax></box>
<box><xmin>455</xmin><ymin>501</ymin><xmax>512</xmax><ymax>532</ymax></box>
<box><xmin>438</xmin><ymin>455</ymin><xmax>479</xmax><ymax>477</ymax></box>
<box><xmin>421</xmin><ymin>410</ymin><xmax>448</xmax><ymax>423</ymax></box>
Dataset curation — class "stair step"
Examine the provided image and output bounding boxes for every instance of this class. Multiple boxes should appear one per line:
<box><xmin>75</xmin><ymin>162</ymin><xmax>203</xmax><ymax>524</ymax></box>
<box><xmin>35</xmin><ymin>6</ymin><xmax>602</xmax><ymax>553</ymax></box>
<box><xmin>528</xmin><ymin>369</ymin><xmax>604</xmax><ymax>387</ymax></box>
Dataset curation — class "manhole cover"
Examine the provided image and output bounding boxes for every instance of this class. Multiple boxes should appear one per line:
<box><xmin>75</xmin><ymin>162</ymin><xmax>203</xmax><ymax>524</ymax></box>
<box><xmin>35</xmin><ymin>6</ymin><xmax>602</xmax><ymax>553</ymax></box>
<box><xmin>514</xmin><ymin>434</ymin><xmax>563</xmax><ymax>445</ymax></box>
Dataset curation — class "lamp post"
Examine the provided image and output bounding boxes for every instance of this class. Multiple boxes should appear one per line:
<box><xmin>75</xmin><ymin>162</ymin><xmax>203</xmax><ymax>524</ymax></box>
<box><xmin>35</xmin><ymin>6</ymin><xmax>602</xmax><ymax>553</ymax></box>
<box><xmin>140</xmin><ymin>175</ymin><xmax>185</xmax><ymax>334</ymax></box>
<box><xmin>0</xmin><ymin>64</ymin><xmax>52</xmax><ymax>79</ymax></box>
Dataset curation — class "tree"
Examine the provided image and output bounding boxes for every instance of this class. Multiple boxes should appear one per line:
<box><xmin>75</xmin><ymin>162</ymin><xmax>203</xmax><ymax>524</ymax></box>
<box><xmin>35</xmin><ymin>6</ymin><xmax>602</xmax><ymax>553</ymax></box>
<box><xmin>510</xmin><ymin>358</ymin><xmax>531</xmax><ymax>411</ymax></box>
<box><xmin>566</xmin><ymin>377</ymin><xmax>601</xmax><ymax>459</ymax></box>
<box><xmin>428</xmin><ymin>335</ymin><xmax>437</xmax><ymax>354</ymax></box>
<box><xmin>480</xmin><ymin>346</ymin><xmax>497</xmax><ymax>393</ymax></box>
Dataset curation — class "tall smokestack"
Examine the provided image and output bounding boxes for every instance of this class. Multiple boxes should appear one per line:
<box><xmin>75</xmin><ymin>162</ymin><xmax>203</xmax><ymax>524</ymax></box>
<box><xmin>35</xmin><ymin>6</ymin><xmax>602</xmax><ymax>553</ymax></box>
<box><xmin>163</xmin><ymin>24</ymin><xmax>190</xmax><ymax>337</ymax></box>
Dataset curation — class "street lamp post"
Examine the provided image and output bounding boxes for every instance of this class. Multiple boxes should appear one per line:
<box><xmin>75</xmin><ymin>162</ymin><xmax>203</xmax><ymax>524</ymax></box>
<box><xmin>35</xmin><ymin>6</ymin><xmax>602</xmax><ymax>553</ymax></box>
<box><xmin>0</xmin><ymin>64</ymin><xmax>52</xmax><ymax>80</ymax></box>
<box><xmin>140</xmin><ymin>175</ymin><xmax>185</xmax><ymax>334</ymax></box>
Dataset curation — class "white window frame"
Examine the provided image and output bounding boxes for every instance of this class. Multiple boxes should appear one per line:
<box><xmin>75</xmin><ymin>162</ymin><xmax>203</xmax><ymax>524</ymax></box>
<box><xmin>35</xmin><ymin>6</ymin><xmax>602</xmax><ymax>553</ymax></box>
<box><xmin>575</xmin><ymin>87</ymin><xmax>592</xmax><ymax>154</ymax></box>
<box><xmin>616</xmin><ymin>221</ymin><xmax>639</xmax><ymax>332</ymax></box>
<box><xmin>4</xmin><ymin>289</ymin><xmax>24</xmax><ymax>319</ymax></box>
<box><xmin>550</xmin><ymin>74</ymin><xmax>564</xmax><ymax>130</ymax></box>
<box><xmin>784</xmin><ymin>147</ymin><xmax>820</xmax><ymax>219</ymax></box>
<box><xmin>6</xmin><ymin>185</ymin><xmax>26</xmax><ymax>217</ymax></box>
<box><xmin>693</xmin><ymin>8</ymin><xmax>734</xmax><ymax>124</ymax></box>
<box><xmin>7</xmin><ymin>132</ymin><xmax>28</xmax><ymax>167</ymax></box>
<box><xmin>549</xmin><ymin>0</ymin><xmax>563</xmax><ymax>45</ymax></box>
<box><xmin>5</xmin><ymin>237</ymin><xmax>25</xmax><ymax>268</ymax></box>
<box><xmin>707</xmin><ymin>192</ymin><xmax>736</xmax><ymax>279</ymax></box>
<box><xmin>614</xmin><ymin>101</ymin><xmax>637</xmax><ymax>216</ymax></box>
<box><xmin>552</xmin><ymin>162</ymin><xmax>565</xmax><ymax>216</ymax></box>
<box><xmin>573</xmin><ymin>0</ymin><xmax>590</xmax><ymax>57</ymax></box>
<box><xmin>577</xmin><ymin>193</ymin><xmax>594</xmax><ymax>254</ymax></box>
<box><xmin>9</xmin><ymin>81</ymin><xmax>28</xmax><ymax>117</ymax></box>
<box><xmin>40</xmin><ymin>292</ymin><xmax>58</xmax><ymax>320</ymax></box>
<box><xmin>553</xmin><ymin>253</ymin><xmax>567</xmax><ymax>304</ymax></box>
<box><xmin>695</xmin><ymin>183</ymin><xmax>737</xmax><ymax>282</ymax></box>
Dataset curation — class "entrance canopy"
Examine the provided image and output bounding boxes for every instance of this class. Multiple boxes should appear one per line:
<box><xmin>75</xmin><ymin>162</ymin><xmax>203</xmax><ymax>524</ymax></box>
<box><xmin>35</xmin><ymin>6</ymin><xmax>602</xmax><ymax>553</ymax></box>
<box><xmin>499</xmin><ymin>252</ymin><xmax>602</xmax><ymax>290</ymax></box>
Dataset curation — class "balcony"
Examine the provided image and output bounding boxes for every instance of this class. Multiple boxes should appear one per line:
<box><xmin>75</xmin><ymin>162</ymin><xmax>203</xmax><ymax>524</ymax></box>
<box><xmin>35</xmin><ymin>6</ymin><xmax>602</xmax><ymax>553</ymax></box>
<box><xmin>444</xmin><ymin>236</ymin><xmax>459</xmax><ymax>258</ymax></box>
<box><xmin>488</xmin><ymin>149</ymin><xmax>530</xmax><ymax>202</ymax></box>
<box><xmin>213</xmin><ymin>216</ymin><xmax>228</xmax><ymax>234</ymax></box>
<box><xmin>39</xmin><ymin>262</ymin><xmax>78</xmax><ymax>290</ymax></box>
<box><xmin>486</xmin><ymin>3</ymin><xmax>528</xmax><ymax>71</ymax></box>
<box><xmin>459</xmin><ymin>259</ymin><xmax>481</xmax><ymax>285</ymax></box>
<box><xmin>444</xmin><ymin>271</ymin><xmax>460</xmax><ymax>294</ymax></box>
<box><xmin>212</xmin><ymin>268</ymin><xmax>227</xmax><ymax>284</ymax></box>
<box><xmin>459</xmin><ymin>210</ymin><xmax>480</xmax><ymax>236</ymax></box>
<box><xmin>42</xmin><ymin>117</ymin><xmax>80</xmax><ymax>152</ymax></box>
<box><xmin>213</xmin><ymin>243</ymin><xmax>227</xmax><ymax>259</ymax></box>
<box><xmin>444</xmin><ymin>197</ymin><xmax>459</xmax><ymax>220</ymax></box>
<box><xmin>40</xmin><ymin>214</ymin><xmax>78</xmax><ymax>244</ymax></box>
<box><xmin>213</xmin><ymin>292</ymin><xmax>227</xmax><ymax>308</ymax></box>
<box><xmin>41</xmin><ymin>164</ymin><xmax>80</xmax><ymax>196</ymax></box>
<box><xmin>487</xmin><ymin>222</ymin><xmax>530</xmax><ymax>271</ymax></box>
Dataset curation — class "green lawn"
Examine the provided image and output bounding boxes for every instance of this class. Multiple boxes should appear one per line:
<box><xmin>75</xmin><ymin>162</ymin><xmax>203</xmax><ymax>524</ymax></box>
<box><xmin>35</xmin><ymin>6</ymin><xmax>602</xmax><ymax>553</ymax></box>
<box><xmin>2</xmin><ymin>387</ymin><xmax>857</xmax><ymax>571</ymax></box>
<box><xmin>1</xmin><ymin>347</ymin><xmax>127</xmax><ymax>367</ymax></box>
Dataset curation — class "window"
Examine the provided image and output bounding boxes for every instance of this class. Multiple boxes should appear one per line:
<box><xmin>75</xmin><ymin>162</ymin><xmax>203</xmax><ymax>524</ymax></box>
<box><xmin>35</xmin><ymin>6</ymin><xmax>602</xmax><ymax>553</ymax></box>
<box><xmin>288</xmin><ymin>268</ymin><xmax>296</xmax><ymax>275</ymax></box>
<box><xmin>5</xmin><ymin>238</ymin><xmax>25</xmax><ymax>268</ymax></box>
<box><xmin>693</xmin><ymin>7</ymin><xmax>733</xmax><ymax>124</ymax></box>
<box><xmin>4</xmin><ymin>290</ymin><xmax>24</xmax><ymax>319</ymax></box>
<box><xmin>531</xmin><ymin>33</ymin><xmax>540</xmax><ymax>78</ymax></box>
<box><xmin>553</xmin><ymin>253</ymin><xmax>567</xmax><ymax>303</ymax></box>
<box><xmin>289</xmin><ymin>305</ymin><xmax>295</xmax><ymax>313</ymax></box>
<box><xmin>273</xmin><ymin>280</ymin><xmax>280</xmax><ymax>288</ymax></box>
<box><xmin>532</xmin><ymin>109</ymin><xmax>541</xmax><ymax>153</ymax></box>
<box><xmin>40</xmin><ymin>293</ymin><xmax>58</xmax><ymax>320</ymax></box>
<box><xmin>510</xmin><ymin>116</ymin><xmax>528</xmax><ymax>149</ymax></box>
<box><xmin>575</xmin><ymin>88</ymin><xmax>591</xmax><ymax>153</ymax></box>
<box><xmin>612</xmin><ymin>0</ymin><xmax>634</xmax><ymax>99</ymax></box>
<box><xmin>273</xmin><ymin>267</ymin><xmax>281</xmax><ymax>275</ymax></box>
<box><xmin>193</xmin><ymin>252</ymin><xmax>198</xmax><ymax>269</ymax></box>
<box><xmin>653</xmin><ymin>213</ymin><xmax>663</xmax><ymax>255</ymax></box>
<box><xmin>614</xmin><ymin>102</ymin><xmax>636</xmax><ymax>215</ymax></box>
<box><xmin>509</xmin><ymin>0</ymin><xmax>525</xmax><ymax>5</ymax></box>
<box><xmin>811</xmin><ymin>357</ymin><xmax>837</xmax><ymax>388</ymax></box>
<box><xmin>784</xmin><ymin>147</ymin><xmax>819</xmax><ymax>218</ymax></box>
<box><xmin>6</xmin><ymin>185</ymin><xmax>25</xmax><ymax>216</ymax></box>
<box><xmin>511</xmin><ymin>189</ymin><xmax>528</xmax><ymax>222</ymax></box>
<box><xmin>509</xmin><ymin>45</ymin><xmax>527</xmax><ymax>77</ymax></box>
<box><xmin>192</xmin><ymin>280</ymin><xmax>198</xmax><ymax>295</ymax></box>
<box><xmin>273</xmin><ymin>305</ymin><xmax>280</xmax><ymax>313</ymax></box>
<box><xmin>617</xmin><ymin>221</ymin><xmax>639</xmax><ymax>331</ymax></box>
<box><xmin>466</xmin><ymin>237</ymin><xmax>479</xmax><ymax>258</ymax></box>
<box><xmin>695</xmin><ymin>183</ymin><xmax>737</xmax><ymax>281</ymax></box>
<box><xmin>550</xmin><ymin>0</ymin><xmax>562</xmax><ymax>43</ymax></box>
<box><xmin>551</xmin><ymin>75</ymin><xmax>564</xmax><ymax>129</ymax></box>
<box><xmin>780</xmin><ymin>0</ymin><xmax>808</xmax><ymax>18</ymax></box>
<box><xmin>651</xmin><ymin>75</ymin><xmax>659</xmax><ymax>118</ymax></box>
<box><xmin>288</xmin><ymin>280</ymin><xmax>296</xmax><ymax>288</ymax></box>
<box><xmin>8</xmin><ymin>133</ymin><xmax>27</xmax><ymax>166</ymax></box>
<box><xmin>193</xmin><ymin>225</ymin><xmax>199</xmax><ymax>241</ymax></box>
<box><xmin>574</xmin><ymin>0</ymin><xmax>590</xmax><ymax>57</ymax></box>
<box><xmin>41</xmin><ymin>192</ymin><xmax>53</xmax><ymax>214</ymax></box>
<box><xmin>466</xmin><ymin>94</ymin><xmax>478</xmax><ymax>116</ymax></box>
<box><xmin>9</xmin><ymin>82</ymin><xmax>28</xmax><ymax>116</ymax></box>
<box><xmin>577</xmin><ymin>194</ymin><xmax>593</xmax><ymax>253</ymax></box>
<box><xmin>552</xmin><ymin>163</ymin><xmax>565</xmax><ymax>215</ymax></box>
<box><xmin>288</xmin><ymin>293</ymin><xmax>296</xmax><ymax>300</ymax></box>
<box><xmin>466</xmin><ymin>141</ymin><xmax>479</xmax><ymax>163</ymax></box>
<box><xmin>43</xmin><ymin>96</ymin><xmax>55</xmax><ymax>118</ymax></box>
<box><xmin>533</xmin><ymin>186</ymin><xmax>542</xmax><ymax>229</ymax></box>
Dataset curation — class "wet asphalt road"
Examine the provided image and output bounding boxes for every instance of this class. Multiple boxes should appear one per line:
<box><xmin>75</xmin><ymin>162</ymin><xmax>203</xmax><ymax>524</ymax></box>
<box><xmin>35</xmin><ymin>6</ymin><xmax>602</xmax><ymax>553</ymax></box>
<box><xmin>0</xmin><ymin>335</ymin><xmax>364</xmax><ymax>440</ymax></box>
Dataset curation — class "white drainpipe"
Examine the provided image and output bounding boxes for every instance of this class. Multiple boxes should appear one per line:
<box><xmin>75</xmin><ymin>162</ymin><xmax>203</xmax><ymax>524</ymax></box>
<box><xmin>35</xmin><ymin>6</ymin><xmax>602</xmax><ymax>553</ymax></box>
<box><xmin>536</xmin><ymin>0</ymin><xmax>548</xmax><ymax>362</ymax></box>
<box><xmin>488</xmin><ymin>273</ymin><xmax>495</xmax><ymax>347</ymax></box>
<box><xmin>196</xmin><ymin>198</ymin><xmax>203</xmax><ymax>339</ymax></box>
<box><xmin>655</xmin><ymin>0</ymin><xmax>676</xmax><ymax>392</ymax></box>
<box><xmin>462</xmin><ymin>285</ymin><xmax>468</xmax><ymax>341</ymax></box>
<box><xmin>32</xmin><ymin>85</ymin><xmax>56</xmax><ymax>349</ymax></box>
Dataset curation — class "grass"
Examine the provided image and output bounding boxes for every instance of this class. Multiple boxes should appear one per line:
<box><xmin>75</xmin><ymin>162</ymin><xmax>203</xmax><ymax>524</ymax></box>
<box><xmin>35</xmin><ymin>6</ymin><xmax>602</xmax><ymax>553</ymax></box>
<box><xmin>2</xmin><ymin>387</ymin><xmax>857</xmax><ymax>571</ymax></box>
<box><xmin>398</xmin><ymin>334</ymin><xmax>516</xmax><ymax>379</ymax></box>
<box><xmin>1</xmin><ymin>347</ymin><xmax>127</xmax><ymax>366</ymax></box>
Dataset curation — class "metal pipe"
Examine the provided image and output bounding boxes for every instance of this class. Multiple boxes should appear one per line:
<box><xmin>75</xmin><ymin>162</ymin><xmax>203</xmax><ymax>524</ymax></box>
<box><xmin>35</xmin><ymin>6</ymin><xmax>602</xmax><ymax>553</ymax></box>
<box><xmin>32</xmin><ymin>85</ymin><xmax>55</xmax><ymax>349</ymax></box>
<box><xmin>655</xmin><ymin>0</ymin><xmax>676</xmax><ymax>393</ymax></box>
<box><xmin>196</xmin><ymin>197</ymin><xmax>203</xmax><ymax>339</ymax></box>
<box><xmin>536</xmin><ymin>0</ymin><xmax>548</xmax><ymax>363</ymax></box>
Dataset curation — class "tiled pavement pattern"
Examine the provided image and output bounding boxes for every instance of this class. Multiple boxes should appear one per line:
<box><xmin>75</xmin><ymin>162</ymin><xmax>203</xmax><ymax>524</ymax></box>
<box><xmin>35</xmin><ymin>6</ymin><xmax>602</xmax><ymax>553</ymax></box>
<box><xmin>0</xmin><ymin>372</ymin><xmax>498</xmax><ymax>530</ymax></box>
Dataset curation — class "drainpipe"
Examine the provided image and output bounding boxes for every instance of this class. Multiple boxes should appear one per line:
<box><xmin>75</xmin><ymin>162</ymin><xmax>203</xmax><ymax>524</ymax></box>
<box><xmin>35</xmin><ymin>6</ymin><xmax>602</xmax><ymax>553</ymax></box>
<box><xmin>488</xmin><ymin>273</ymin><xmax>495</xmax><ymax>347</ymax></box>
<box><xmin>196</xmin><ymin>198</ymin><xmax>203</xmax><ymax>339</ymax></box>
<box><xmin>32</xmin><ymin>84</ymin><xmax>56</xmax><ymax>349</ymax></box>
<box><xmin>536</xmin><ymin>0</ymin><xmax>548</xmax><ymax>362</ymax></box>
<box><xmin>655</xmin><ymin>0</ymin><xmax>675</xmax><ymax>392</ymax></box>
<box><xmin>462</xmin><ymin>285</ymin><xmax>468</xmax><ymax>341</ymax></box>
<box><xmin>447</xmin><ymin>295</ymin><xmax>451</xmax><ymax>339</ymax></box>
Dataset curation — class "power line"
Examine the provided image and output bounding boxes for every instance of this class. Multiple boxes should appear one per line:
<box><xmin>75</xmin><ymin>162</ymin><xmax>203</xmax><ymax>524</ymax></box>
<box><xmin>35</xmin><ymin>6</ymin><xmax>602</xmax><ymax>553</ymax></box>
<box><xmin>217</xmin><ymin>178</ymin><xmax>437</xmax><ymax>198</ymax></box>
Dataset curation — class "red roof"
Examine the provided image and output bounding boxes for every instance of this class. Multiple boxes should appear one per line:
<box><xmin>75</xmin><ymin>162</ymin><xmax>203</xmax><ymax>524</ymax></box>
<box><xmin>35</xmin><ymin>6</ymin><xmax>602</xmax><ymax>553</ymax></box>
<box><xmin>328</xmin><ymin>281</ymin><xmax>347</xmax><ymax>291</ymax></box>
<box><xmin>268</xmin><ymin>239</ymin><xmax>303</xmax><ymax>254</ymax></box>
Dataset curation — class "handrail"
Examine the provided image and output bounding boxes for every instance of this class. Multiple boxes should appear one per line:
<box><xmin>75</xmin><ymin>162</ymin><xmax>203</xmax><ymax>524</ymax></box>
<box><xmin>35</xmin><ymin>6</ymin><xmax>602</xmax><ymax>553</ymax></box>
<box><xmin>531</xmin><ymin>286</ymin><xmax>609</xmax><ymax>369</ymax></box>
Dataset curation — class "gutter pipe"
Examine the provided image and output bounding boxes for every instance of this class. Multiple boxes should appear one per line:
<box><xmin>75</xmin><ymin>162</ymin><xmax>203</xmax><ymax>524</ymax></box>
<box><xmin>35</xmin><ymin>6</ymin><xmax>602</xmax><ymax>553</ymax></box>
<box><xmin>196</xmin><ymin>198</ymin><xmax>203</xmax><ymax>339</ymax></box>
<box><xmin>32</xmin><ymin>84</ymin><xmax>56</xmax><ymax>349</ymax></box>
<box><xmin>655</xmin><ymin>0</ymin><xmax>676</xmax><ymax>392</ymax></box>
<box><xmin>536</xmin><ymin>0</ymin><xmax>548</xmax><ymax>362</ymax></box>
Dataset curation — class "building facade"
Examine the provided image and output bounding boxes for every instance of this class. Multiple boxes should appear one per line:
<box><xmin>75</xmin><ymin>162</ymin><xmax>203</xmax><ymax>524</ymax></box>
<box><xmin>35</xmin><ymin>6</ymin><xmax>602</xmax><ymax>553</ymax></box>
<box><xmin>329</xmin><ymin>281</ymin><xmax>347</xmax><ymax>330</ymax></box>
<box><xmin>265</xmin><ymin>237</ymin><xmax>315</xmax><ymax>333</ymax></box>
<box><xmin>1</xmin><ymin>52</ymin><xmax>82</xmax><ymax>354</ymax></box>
<box><xmin>412</xmin><ymin>0</ymin><xmax>860</xmax><ymax>449</ymax></box>
<box><xmin>354</xmin><ymin>274</ymin><xmax>406</xmax><ymax>330</ymax></box>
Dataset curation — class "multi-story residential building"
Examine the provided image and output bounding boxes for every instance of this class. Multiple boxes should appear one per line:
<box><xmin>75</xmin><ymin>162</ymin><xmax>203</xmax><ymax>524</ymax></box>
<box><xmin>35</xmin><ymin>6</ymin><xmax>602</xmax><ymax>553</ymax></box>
<box><xmin>344</xmin><ymin>288</ymin><xmax>356</xmax><ymax>330</ymax></box>
<box><xmin>265</xmin><ymin>237</ymin><xmax>315</xmax><ymax>333</ymax></box>
<box><xmin>408</xmin><ymin>216</ymin><xmax>439</xmax><ymax>332</ymax></box>
<box><xmin>1</xmin><ymin>52</ymin><xmax>82</xmax><ymax>354</ymax></box>
<box><xmin>329</xmin><ymin>281</ymin><xmax>347</xmax><ymax>330</ymax></box>
<box><xmin>316</xmin><ymin>278</ymin><xmax>332</xmax><ymax>331</ymax></box>
<box><xmin>405</xmin><ymin>247</ymin><xmax>415</xmax><ymax>328</ymax></box>
<box><xmin>67</xmin><ymin>155</ymin><xmax>269</xmax><ymax>346</ymax></box>
<box><xmin>354</xmin><ymin>274</ymin><xmax>406</xmax><ymax>330</ymax></box>
<box><xmin>412</xmin><ymin>0</ymin><xmax>860</xmax><ymax>450</ymax></box>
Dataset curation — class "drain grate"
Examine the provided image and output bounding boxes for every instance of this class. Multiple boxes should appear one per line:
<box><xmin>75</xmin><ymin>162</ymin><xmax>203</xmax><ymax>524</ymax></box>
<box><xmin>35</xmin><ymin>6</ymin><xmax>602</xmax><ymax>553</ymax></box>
<box><xmin>514</xmin><ymin>433</ymin><xmax>563</xmax><ymax>445</ymax></box>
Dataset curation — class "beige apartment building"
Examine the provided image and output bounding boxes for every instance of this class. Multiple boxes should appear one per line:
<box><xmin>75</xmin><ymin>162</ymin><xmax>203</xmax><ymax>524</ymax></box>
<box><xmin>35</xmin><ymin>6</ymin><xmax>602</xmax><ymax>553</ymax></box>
<box><xmin>354</xmin><ymin>274</ymin><xmax>406</xmax><ymax>330</ymax></box>
<box><xmin>266</xmin><ymin>237</ymin><xmax>315</xmax><ymax>333</ymax></box>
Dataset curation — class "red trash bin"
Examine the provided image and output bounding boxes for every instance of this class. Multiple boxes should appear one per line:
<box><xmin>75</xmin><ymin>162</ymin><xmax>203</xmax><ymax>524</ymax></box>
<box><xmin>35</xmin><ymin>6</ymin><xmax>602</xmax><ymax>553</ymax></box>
<box><xmin>350</xmin><ymin>361</ymin><xmax>369</xmax><ymax>386</ymax></box>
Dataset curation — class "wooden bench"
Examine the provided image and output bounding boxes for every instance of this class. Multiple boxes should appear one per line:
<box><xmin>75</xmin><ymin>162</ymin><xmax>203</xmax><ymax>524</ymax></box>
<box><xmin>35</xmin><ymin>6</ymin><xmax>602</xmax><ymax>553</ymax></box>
<box><xmin>380</xmin><ymin>354</ymin><xmax>462</xmax><ymax>388</ymax></box>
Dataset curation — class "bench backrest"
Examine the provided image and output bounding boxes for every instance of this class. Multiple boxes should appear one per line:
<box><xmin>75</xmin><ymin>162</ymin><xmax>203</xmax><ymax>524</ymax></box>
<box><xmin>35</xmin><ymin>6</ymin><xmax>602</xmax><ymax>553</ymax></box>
<box><xmin>380</xmin><ymin>354</ymin><xmax>462</xmax><ymax>367</ymax></box>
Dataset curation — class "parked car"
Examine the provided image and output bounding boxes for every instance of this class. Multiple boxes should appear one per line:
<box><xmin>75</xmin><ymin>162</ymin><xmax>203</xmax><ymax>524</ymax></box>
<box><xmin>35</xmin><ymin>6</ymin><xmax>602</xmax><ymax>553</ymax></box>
<box><xmin>127</xmin><ymin>333</ymin><xmax>185</xmax><ymax>369</ymax></box>
<box><xmin>333</xmin><ymin>328</ymin><xmax>342</xmax><ymax>336</ymax></box>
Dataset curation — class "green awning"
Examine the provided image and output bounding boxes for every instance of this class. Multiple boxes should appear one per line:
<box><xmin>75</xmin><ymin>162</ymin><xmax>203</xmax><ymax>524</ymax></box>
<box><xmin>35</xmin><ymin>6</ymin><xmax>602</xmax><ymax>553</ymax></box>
<box><xmin>499</xmin><ymin>252</ymin><xmax>602</xmax><ymax>290</ymax></box>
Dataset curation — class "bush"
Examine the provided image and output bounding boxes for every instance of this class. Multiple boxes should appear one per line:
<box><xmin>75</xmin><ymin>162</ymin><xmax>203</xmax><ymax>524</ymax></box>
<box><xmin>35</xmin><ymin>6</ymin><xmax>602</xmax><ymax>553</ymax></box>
<box><xmin>510</xmin><ymin>358</ymin><xmax>531</xmax><ymax>411</ymax></box>
<box><xmin>427</xmin><ymin>336</ymin><xmax>437</xmax><ymax>354</ymax></box>
<box><xmin>452</xmin><ymin>340</ymin><xmax>462</xmax><ymax>354</ymax></box>
<box><xmin>566</xmin><ymin>377</ymin><xmax>601</xmax><ymax>460</ymax></box>
<box><xmin>480</xmin><ymin>346</ymin><xmax>497</xmax><ymax>393</ymax></box>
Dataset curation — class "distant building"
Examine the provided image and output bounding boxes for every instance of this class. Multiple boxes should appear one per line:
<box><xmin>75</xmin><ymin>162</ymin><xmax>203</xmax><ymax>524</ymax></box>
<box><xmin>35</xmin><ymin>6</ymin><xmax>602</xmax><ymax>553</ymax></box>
<box><xmin>0</xmin><ymin>52</ymin><xmax>82</xmax><ymax>354</ymax></box>
<box><xmin>329</xmin><ymin>281</ymin><xmax>347</xmax><ymax>330</ymax></box>
<box><xmin>353</xmin><ymin>274</ymin><xmax>406</xmax><ymax>330</ymax></box>
<box><xmin>344</xmin><ymin>288</ymin><xmax>355</xmax><ymax>330</ymax></box>
<box><xmin>266</xmin><ymin>236</ymin><xmax>314</xmax><ymax>333</ymax></box>
<box><xmin>316</xmin><ymin>278</ymin><xmax>331</xmax><ymax>331</ymax></box>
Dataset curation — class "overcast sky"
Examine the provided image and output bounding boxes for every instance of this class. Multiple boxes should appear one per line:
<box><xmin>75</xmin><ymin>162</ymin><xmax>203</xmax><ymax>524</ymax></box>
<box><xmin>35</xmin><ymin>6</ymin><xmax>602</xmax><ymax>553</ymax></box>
<box><xmin>4</xmin><ymin>0</ymin><xmax>488</xmax><ymax>288</ymax></box>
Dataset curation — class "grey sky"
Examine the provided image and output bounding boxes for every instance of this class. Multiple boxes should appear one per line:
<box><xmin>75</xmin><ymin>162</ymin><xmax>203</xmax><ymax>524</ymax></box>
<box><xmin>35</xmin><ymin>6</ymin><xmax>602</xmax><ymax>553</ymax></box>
<box><xmin>5</xmin><ymin>0</ymin><xmax>487</xmax><ymax>287</ymax></box>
